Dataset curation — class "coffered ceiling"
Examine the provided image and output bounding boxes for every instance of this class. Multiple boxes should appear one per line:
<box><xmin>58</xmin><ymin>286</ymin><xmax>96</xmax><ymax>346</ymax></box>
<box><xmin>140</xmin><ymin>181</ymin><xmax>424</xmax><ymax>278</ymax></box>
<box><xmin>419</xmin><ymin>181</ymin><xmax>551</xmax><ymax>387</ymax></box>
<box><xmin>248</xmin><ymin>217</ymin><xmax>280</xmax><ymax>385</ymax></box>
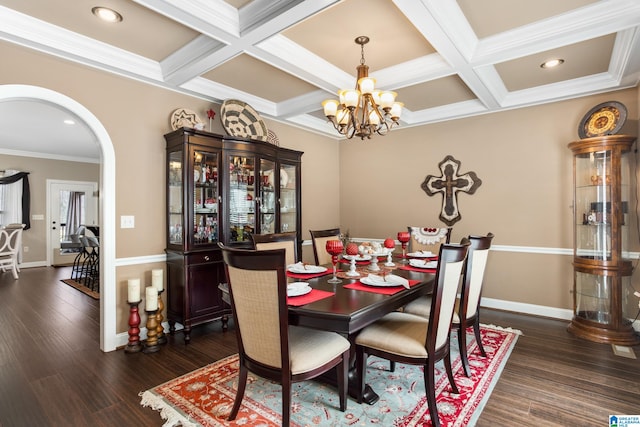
<box><xmin>0</xmin><ymin>0</ymin><xmax>639</xmax><ymax>157</ymax></box>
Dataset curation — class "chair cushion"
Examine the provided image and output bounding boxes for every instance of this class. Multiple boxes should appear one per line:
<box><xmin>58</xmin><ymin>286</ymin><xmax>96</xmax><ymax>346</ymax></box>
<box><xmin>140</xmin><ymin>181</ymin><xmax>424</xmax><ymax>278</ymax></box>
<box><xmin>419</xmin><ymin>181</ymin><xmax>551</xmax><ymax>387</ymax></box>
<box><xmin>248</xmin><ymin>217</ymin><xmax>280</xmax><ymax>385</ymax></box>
<box><xmin>355</xmin><ymin>312</ymin><xmax>429</xmax><ymax>358</ymax></box>
<box><xmin>289</xmin><ymin>326</ymin><xmax>350</xmax><ymax>375</ymax></box>
<box><xmin>404</xmin><ymin>296</ymin><xmax>460</xmax><ymax>323</ymax></box>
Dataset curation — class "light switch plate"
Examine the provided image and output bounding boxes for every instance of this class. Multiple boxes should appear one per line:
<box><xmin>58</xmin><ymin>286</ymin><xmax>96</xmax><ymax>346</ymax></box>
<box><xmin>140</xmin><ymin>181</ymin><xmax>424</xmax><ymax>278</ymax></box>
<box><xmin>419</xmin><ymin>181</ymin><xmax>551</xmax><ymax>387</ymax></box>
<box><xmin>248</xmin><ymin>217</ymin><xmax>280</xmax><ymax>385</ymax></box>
<box><xmin>120</xmin><ymin>215</ymin><xmax>135</xmax><ymax>229</ymax></box>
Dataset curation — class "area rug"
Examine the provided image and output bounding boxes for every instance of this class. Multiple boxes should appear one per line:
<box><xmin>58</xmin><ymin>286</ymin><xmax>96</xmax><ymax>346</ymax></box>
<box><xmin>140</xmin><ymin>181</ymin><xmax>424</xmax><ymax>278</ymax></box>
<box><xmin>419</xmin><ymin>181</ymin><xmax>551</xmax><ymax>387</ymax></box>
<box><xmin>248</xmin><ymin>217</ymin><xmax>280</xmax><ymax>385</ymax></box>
<box><xmin>60</xmin><ymin>279</ymin><xmax>99</xmax><ymax>300</ymax></box>
<box><xmin>140</xmin><ymin>324</ymin><xmax>520</xmax><ymax>427</ymax></box>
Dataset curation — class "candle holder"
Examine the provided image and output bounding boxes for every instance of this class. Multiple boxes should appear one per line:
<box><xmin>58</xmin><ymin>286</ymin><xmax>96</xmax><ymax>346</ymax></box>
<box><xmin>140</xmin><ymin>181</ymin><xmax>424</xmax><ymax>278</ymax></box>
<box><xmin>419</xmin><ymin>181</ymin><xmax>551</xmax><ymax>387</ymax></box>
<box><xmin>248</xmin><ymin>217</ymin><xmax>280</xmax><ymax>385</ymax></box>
<box><xmin>143</xmin><ymin>309</ymin><xmax>160</xmax><ymax>353</ymax></box>
<box><xmin>125</xmin><ymin>300</ymin><xmax>142</xmax><ymax>353</ymax></box>
<box><xmin>156</xmin><ymin>290</ymin><xmax>167</xmax><ymax>345</ymax></box>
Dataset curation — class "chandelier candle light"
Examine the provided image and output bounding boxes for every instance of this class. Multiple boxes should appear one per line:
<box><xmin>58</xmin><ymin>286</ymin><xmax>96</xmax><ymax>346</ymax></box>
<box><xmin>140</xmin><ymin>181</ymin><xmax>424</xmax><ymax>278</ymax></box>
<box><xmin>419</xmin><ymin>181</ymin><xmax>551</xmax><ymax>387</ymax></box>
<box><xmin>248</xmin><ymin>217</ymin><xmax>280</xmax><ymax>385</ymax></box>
<box><xmin>322</xmin><ymin>36</ymin><xmax>403</xmax><ymax>140</ymax></box>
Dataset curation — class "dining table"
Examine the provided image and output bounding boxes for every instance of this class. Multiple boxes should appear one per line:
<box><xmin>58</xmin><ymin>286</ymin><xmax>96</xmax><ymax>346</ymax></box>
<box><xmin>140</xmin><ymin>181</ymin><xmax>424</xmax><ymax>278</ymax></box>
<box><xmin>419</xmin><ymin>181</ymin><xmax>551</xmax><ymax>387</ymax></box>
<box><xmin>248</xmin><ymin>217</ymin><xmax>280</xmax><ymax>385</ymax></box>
<box><xmin>286</xmin><ymin>258</ymin><xmax>436</xmax><ymax>404</ymax></box>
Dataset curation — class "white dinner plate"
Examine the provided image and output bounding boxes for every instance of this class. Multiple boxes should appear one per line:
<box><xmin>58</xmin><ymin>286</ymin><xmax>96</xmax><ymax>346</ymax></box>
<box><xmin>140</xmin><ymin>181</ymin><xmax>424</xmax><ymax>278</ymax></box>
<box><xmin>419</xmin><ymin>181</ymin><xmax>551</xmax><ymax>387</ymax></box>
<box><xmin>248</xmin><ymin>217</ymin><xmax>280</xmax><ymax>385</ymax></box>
<box><xmin>287</xmin><ymin>282</ymin><xmax>311</xmax><ymax>297</ymax></box>
<box><xmin>360</xmin><ymin>275</ymin><xmax>409</xmax><ymax>288</ymax></box>
<box><xmin>409</xmin><ymin>259</ymin><xmax>438</xmax><ymax>269</ymax></box>
<box><xmin>287</xmin><ymin>263</ymin><xmax>327</xmax><ymax>274</ymax></box>
<box><xmin>407</xmin><ymin>251</ymin><xmax>435</xmax><ymax>258</ymax></box>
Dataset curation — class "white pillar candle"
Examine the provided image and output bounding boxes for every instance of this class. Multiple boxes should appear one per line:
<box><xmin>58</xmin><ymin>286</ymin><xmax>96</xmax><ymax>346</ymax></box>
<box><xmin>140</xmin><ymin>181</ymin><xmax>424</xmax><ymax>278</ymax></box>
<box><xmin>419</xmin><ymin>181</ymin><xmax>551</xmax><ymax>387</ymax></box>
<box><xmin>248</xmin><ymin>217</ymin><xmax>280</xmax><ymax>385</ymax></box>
<box><xmin>127</xmin><ymin>278</ymin><xmax>140</xmax><ymax>303</ymax></box>
<box><xmin>145</xmin><ymin>286</ymin><xmax>158</xmax><ymax>311</ymax></box>
<box><xmin>151</xmin><ymin>269</ymin><xmax>163</xmax><ymax>291</ymax></box>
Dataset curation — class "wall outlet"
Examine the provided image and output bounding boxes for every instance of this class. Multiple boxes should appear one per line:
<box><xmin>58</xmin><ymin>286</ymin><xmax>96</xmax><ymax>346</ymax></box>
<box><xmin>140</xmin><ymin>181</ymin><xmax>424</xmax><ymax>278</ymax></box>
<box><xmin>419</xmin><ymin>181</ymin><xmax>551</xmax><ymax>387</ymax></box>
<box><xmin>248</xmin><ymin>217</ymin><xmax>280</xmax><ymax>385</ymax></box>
<box><xmin>120</xmin><ymin>215</ymin><xmax>135</xmax><ymax>229</ymax></box>
<box><xmin>23</xmin><ymin>246</ymin><xmax>29</xmax><ymax>252</ymax></box>
<box><xmin>31</xmin><ymin>214</ymin><xmax>44</xmax><ymax>220</ymax></box>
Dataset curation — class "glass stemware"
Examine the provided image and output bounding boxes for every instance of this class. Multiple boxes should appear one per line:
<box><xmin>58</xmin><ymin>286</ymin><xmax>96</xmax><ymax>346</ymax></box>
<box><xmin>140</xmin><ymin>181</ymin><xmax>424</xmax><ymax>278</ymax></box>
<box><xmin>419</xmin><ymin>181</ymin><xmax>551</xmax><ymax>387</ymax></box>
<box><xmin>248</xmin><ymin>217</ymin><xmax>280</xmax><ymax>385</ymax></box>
<box><xmin>397</xmin><ymin>231</ymin><xmax>410</xmax><ymax>263</ymax></box>
<box><xmin>326</xmin><ymin>239</ymin><xmax>344</xmax><ymax>283</ymax></box>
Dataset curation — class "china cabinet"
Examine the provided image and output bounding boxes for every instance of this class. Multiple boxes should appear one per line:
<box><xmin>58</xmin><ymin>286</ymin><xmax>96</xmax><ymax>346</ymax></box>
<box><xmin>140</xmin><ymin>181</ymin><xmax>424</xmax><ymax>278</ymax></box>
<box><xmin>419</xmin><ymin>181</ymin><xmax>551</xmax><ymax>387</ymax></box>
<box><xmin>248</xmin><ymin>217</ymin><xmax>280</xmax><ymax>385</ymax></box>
<box><xmin>165</xmin><ymin>127</ymin><xmax>303</xmax><ymax>342</ymax></box>
<box><xmin>567</xmin><ymin>135</ymin><xmax>639</xmax><ymax>345</ymax></box>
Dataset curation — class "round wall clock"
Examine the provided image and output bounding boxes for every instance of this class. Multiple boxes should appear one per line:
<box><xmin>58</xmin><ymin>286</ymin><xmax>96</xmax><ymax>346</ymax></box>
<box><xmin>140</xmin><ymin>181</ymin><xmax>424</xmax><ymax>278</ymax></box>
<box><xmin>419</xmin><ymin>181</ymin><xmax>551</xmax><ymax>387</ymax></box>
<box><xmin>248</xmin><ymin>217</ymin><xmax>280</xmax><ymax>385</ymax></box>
<box><xmin>578</xmin><ymin>101</ymin><xmax>627</xmax><ymax>139</ymax></box>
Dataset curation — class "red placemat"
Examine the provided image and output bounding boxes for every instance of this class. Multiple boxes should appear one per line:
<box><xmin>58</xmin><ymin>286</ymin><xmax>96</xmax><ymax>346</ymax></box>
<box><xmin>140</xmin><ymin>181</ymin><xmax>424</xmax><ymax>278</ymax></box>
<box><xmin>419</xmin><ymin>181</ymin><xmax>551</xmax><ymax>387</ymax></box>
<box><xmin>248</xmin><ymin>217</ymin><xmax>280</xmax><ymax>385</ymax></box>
<box><xmin>343</xmin><ymin>279</ymin><xmax>420</xmax><ymax>295</ymax></box>
<box><xmin>398</xmin><ymin>265</ymin><xmax>437</xmax><ymax>274</ymax></box>
<box><xmin>287</xmin><ymin>289</ymin><xmax>334</xmax><ymax>306</ymax></box>
<box><xmin>286</xmin><ymin>269</ymin><xmax>332</xmax><ymax>279</ymax></box>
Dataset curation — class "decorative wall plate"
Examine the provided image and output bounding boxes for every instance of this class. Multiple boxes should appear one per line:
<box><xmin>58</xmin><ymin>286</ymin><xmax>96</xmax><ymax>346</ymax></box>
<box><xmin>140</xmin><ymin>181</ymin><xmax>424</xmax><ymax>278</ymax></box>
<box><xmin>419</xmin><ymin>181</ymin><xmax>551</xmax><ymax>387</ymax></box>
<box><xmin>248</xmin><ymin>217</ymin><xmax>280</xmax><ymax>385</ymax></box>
<box><xmin>578</xmin><ymin>101</ymin><xmax>627</xmax><ymax>139</ymax></box>
<box><xmin>170</xmin><ymin>108</ymin><xmax>203</xmax><ymax>130</ymax></box>
<box><xmin>220</xmin><ymin>99</ymin><xmax>269</xmax><ymax>141</ymax></box>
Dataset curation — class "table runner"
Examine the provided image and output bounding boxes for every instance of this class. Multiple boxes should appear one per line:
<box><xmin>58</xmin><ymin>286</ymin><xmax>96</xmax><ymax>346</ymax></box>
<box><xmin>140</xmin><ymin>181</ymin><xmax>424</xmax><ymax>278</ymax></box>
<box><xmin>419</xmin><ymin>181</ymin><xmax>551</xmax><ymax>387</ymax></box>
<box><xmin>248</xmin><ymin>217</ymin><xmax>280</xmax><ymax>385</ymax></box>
<box><xmin>343</xmin><ymin>279</ymin><xmax>420</xmax><ymax>295</ymax></box>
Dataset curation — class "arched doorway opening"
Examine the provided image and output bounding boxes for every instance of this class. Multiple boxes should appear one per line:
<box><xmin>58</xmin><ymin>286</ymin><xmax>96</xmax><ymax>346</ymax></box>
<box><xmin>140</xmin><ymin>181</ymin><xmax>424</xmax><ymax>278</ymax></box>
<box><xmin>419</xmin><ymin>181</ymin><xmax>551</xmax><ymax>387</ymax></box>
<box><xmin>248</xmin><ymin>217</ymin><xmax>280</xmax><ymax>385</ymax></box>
<box><xmin>0</xmin><ymin>84</ymin><xmax>117</xmax><ymax>351</ymax></box>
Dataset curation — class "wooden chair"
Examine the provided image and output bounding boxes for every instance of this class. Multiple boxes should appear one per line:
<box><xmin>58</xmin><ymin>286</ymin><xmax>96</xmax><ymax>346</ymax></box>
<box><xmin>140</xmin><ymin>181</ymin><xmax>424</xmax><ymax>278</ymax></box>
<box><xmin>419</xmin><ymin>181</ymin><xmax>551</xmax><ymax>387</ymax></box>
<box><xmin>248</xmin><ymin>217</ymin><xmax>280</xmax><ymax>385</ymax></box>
<box><xmin>0</xmin><ymin>225</ymin><xmax>24</xmax><ymax>279</ymax></box>
<box><xmin>309</xmin><ymin>228</ymin><xmax>340</xmax><ymax>265</ymax></box>
<box><xmin>407</xmin><ymin>226</ymin><xmax>451</xmax><ymax>254</ymax></box>
<box><xmin>250</xmin><ymin>232</ymin><xmax>299</xmax><ymax>266</ymax></box>
<box><xmin>404</xmin><ymin>233</ymin><xmax>494</xmax><ymax>377</ymax></box>
<box><xmin>355</xmin><ymin>239</ymin><xmax>470</xmax><ymax>427</ymax></box>
<box><xmin>220</xmin><ymin>245</ymin><xmax>350</xmax><ymax>426</ymax></box>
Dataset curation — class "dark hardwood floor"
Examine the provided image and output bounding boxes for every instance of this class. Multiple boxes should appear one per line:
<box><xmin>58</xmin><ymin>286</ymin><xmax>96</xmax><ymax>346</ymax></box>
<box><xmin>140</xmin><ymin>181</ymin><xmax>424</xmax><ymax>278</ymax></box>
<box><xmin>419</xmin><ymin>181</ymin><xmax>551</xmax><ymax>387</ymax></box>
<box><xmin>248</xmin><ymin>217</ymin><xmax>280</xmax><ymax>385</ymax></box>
<box><xmin>0</xmin><ymin>266</ymin><xmax>638</xmax><ymax>426</ymax></box>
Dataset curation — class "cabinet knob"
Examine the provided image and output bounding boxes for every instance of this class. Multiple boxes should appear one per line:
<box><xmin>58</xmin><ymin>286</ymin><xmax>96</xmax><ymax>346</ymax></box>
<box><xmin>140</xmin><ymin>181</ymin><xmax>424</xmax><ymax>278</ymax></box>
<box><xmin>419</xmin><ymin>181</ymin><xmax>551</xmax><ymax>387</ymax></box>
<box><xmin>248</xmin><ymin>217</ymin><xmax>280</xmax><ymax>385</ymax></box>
<box><xmin>204</xmin><ymin>255</ymin><xmax>210</xmax><ymax>261</ymax></box>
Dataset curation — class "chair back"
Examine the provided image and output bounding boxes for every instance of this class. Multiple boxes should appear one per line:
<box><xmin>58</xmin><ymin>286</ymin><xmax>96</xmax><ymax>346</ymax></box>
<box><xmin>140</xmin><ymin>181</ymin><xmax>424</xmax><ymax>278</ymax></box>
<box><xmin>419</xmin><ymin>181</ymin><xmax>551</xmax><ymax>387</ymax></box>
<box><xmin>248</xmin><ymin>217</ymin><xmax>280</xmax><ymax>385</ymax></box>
<box><xmin>0</xmin><ymin>227</ymin><xmax>22</xmax><ymax>257</ymax></box>
<box><xmin>250</xmin><ymin>232</ymin><xmax>298</xmax><ymax>266</ymax></box>
<box><xmin>220</xmin><ymin>245</ymin><xmax>289</xmax><ymax>370</ymax></box>
<box><xmin>460</xmin><ymin>233</ymin><xmax>494</xmax><ymax>321</ymax></box>
<box><xmin>408</xmin><ymin>227</ymin><xmax>451</xmax><ymax>254</ymax></box>
<box><xmin>427</xmin><ymin>239</ymin><xmax>469</xmax><ymax>351</ymax></box>
<box><xmin>309</xmin><ymin>228</ymin><xmax>341</xmax><ymax>265</ymax></box>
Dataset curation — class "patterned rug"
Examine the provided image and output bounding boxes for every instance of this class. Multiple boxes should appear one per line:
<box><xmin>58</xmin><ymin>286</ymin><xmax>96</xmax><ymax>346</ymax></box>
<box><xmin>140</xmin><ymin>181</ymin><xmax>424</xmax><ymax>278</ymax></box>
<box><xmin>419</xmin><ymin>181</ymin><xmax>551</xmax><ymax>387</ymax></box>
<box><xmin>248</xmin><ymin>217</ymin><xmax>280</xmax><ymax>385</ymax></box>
<box><xmin>140</xmin><ymin>324</ymin><xmax>520</xmax><ymax>426</ymax></box>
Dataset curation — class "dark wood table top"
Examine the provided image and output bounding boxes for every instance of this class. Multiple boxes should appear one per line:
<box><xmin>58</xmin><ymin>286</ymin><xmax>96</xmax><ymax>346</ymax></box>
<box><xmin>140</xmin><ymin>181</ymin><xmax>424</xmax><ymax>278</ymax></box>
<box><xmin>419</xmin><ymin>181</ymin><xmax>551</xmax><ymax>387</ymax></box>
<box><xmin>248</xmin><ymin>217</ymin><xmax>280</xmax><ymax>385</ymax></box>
<box><xmin>288</xmin><ymin>266</ymin><xmax>435</xmax><ymax>336</ymax></box>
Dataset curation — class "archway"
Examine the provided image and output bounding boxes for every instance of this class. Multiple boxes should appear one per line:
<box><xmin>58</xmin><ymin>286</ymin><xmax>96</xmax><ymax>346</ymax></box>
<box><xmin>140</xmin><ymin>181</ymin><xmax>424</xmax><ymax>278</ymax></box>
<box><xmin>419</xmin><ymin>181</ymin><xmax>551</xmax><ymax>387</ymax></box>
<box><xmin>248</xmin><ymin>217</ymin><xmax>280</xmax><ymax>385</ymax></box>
<box><xmin>0</xmin><ymin>84</ymin><xmax>117</xmax><ymax>351</ymax></box>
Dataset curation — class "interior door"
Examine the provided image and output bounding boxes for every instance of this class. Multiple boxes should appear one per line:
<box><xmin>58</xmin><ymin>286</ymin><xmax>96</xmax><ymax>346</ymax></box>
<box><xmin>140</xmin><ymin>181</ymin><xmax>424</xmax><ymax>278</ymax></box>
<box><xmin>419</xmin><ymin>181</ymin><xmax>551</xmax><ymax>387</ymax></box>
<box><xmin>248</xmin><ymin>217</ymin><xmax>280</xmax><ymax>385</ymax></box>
<box><xmin>47</xmin><ymin>180</ymin><xmax>98</xmax><ymax>265</ymax></box>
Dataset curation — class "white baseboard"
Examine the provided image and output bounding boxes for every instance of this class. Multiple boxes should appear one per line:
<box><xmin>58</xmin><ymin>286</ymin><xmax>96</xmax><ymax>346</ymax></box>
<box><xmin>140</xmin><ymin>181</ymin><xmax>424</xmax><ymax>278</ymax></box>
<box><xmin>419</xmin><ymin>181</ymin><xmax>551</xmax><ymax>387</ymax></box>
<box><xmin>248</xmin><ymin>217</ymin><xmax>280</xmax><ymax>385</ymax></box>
<box><xmin>481</xmin><ymin>297</ymin><xmax>640</xmax><ymax>333</ymax></box>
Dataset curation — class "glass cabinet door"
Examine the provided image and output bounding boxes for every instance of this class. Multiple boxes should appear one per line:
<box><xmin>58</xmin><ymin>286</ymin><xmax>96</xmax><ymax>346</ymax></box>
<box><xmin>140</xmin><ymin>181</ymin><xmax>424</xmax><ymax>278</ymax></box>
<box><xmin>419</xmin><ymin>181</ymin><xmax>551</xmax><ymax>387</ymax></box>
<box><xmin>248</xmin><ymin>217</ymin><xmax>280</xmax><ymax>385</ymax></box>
<box><xmin>168</xmin><ymin>150</ymin><xmax>183</xmax><ymax>245</ymax></box>
<box><xmin>279</xmin><ymin>162</ymin><xmax>298</xmax><ymax>233</ymax></box>
<box><xmin>259</xmin><ymin>158</ymin><xmax>276</xmax><ymax>234</ymax></box>
<box><xmin>193</xmin><ymin>150</ymin><xmax>219</xmax><ymax>245</ymax></box>
<box><xmin>574</xmin><ymin>149</ymin><xmax>629</xmax><ymax>261</ymax></box>
<box><xmin>228</xmin><ymin>154</ymin><xmax>255</xmax><ymax>243</ymax></box>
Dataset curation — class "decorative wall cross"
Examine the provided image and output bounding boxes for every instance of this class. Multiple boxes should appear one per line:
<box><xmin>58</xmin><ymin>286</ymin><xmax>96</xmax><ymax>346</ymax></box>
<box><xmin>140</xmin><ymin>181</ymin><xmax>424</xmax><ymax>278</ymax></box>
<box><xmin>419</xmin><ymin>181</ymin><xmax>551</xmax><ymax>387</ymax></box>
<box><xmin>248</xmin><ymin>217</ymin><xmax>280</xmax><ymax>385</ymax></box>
<box><xmin>421</xmin><ymin>155</ymin><xmax>481</xmax><ymax>226</ymax></box>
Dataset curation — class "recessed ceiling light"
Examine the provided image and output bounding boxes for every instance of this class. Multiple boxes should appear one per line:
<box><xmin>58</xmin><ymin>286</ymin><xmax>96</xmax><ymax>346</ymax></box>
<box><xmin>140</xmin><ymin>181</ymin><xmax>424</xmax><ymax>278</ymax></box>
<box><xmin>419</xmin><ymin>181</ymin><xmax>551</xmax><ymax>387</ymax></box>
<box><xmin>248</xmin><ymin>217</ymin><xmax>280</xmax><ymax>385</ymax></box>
<box><xmin>64</xmin><ymin>119</ymin><xmax>76</xmax><ymax>125</ymax></box>
<box><xmin>92</xmin><ymin>6</ymin><xmax>123</xmax><ymax>23</ymax></box>
<box><xmin>541</xmin><ymin>59</ymin><xmax>564</xmax><ymax>69</ymax></box>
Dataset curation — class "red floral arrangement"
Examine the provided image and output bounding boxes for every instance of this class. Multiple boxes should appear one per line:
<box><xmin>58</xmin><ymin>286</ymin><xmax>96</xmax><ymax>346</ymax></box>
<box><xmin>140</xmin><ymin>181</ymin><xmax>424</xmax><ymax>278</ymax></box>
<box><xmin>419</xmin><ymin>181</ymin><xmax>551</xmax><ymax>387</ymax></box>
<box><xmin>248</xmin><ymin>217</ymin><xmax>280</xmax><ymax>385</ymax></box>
<box><xmin>206</xmin><ymin>108</ymin><xmax>215</xmax><ymax>119</ymax></box>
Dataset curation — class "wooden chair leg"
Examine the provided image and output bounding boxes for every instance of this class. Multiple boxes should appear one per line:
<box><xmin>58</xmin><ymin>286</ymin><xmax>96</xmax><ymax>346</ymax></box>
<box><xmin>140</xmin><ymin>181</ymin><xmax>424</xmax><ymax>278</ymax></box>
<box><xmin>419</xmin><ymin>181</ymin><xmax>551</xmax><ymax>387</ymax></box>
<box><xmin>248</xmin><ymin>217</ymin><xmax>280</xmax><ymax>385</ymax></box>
<box><xmin>389</xmin><ymin>361</ymin><xmax>396</xmax><ymax>372</ymax></box>
<box><xmin>424</xmin><ymin>359</ymin><xmax>441</xmax><ymax>427</ymax></box>
<box><xmin>443</xmin><ymin>350</ymin><xmax>459</xmax><ymax>394</ymax></box>
<box><xmin>337</xmin><ymin>350</ymin><xmax>348</xmax><ymax>411</ymax></box>
<box><xmin>282</xmin><ymin>377</ymin><xmax>292</xmax><ymax>427</ymax></box>
<box><xmin>457</xmin><ymin>323</ymin><xmax>471</xmax><ymax>377</ymax></box>
<box><xmin>228</xmin><ymin>363</ymin><xmax>248</xmax><ymax>421</ymax></box>
<box><xmin>473</xmin><ymin>318</ymin><xmax>486</xmax><ymax>357</ymax></box>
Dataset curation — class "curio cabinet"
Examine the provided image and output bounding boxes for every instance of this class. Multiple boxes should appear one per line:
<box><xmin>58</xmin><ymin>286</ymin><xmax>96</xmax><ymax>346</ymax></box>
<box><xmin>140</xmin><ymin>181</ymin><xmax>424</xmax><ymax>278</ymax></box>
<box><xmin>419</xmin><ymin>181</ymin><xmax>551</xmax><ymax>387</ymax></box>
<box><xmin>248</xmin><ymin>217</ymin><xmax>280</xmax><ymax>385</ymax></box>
<box><xmin>165</xmin><ymin>127</ymin><xmax>303</xmax><ymax>342</ymax></box>
<box><xmin>568</xmin><ymin>135</ymin><xmax>639</xmax><ymax>345</ymax></box>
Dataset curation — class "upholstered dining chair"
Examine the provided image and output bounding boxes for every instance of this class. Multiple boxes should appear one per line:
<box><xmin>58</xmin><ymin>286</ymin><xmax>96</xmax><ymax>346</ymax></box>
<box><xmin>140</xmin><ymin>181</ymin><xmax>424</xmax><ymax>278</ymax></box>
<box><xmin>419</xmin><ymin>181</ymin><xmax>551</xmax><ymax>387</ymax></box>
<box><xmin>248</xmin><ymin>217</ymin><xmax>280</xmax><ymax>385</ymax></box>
<box><xmin>0</xmin><ymin>225</ymin><xmax>24</xmax><ymax>279</ymax></box>
<box><xmin>250</xmin><ymin>232</ymin><xmax>299</xmax><ymax>266</ymax></box>
<box><xmin>407</xmin><ymin>226</ymin><xmax>451</xmax><ymax>255</ymax></box>
<box><xmin>355</xmin><ymin>239</ymin><xmax>470</xmax><ymax>427</ymax></box>
<box><xmin>219</xmin><ymin>245</ymin><xmax>350</xmax><ymax>426</ymax></box>
<box><xmin>309</xmin><ymin>228</ymin><xmax>341</xmax><ymax>265</ymax></box>
<box><xmin>404</xmin><ymin>233</ymin><xmax>494</xmax><ymax>378</ymax></box>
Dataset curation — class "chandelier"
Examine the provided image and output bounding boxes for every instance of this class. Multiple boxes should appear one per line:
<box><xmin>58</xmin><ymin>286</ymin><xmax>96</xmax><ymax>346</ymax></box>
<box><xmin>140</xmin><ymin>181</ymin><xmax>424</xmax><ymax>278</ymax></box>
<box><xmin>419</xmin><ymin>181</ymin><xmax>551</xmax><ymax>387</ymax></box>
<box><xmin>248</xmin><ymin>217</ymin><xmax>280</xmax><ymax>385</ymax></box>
<box><xmin>322</xmin><ymin>36</ymin><xmax>403</xmax><ymax>140</ymax></box>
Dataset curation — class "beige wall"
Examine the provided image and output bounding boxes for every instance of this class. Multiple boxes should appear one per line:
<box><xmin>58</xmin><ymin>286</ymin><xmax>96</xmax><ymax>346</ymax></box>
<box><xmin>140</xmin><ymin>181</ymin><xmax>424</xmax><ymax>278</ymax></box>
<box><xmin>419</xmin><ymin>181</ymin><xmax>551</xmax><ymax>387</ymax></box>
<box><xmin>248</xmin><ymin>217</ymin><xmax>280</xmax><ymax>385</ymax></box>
<box><xmin>0</xmin><ymin>154</ymin><xmax>99</xmax><ymax>262</ymax></box>
<box><xmin>1</xmin><ymin>39</ymin><xmax>639</xmax><ymax>334</ymax></box>
<box><xmin>339</xmin><ymin>88</ymin><xmax>639</xmax><ymax>310</ymax></box>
